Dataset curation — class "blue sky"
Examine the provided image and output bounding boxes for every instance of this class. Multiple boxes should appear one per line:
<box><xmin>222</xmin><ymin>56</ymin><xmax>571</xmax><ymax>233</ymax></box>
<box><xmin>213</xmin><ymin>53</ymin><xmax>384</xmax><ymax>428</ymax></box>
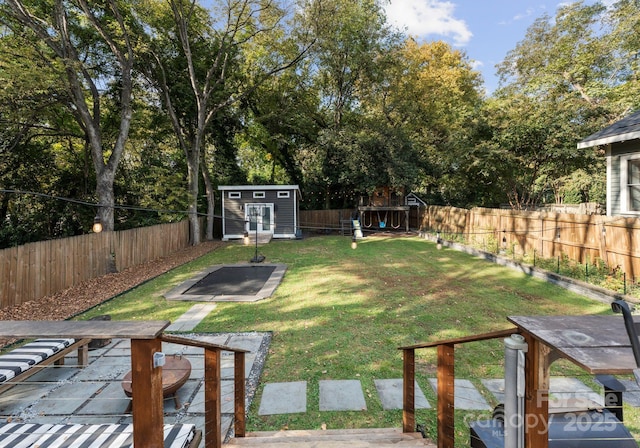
<box><xmin>382</xmin><ymin>0</ymin><xmax>606</xmax><ymax>94</ymax></box>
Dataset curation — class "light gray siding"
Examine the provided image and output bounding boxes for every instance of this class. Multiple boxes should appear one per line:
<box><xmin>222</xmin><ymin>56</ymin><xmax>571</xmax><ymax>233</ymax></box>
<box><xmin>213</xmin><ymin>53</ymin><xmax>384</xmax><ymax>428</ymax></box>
<box><xmin>609</xmin><ymin>140</ymin><xmax>640</xmax><ymax>216</ymax></box>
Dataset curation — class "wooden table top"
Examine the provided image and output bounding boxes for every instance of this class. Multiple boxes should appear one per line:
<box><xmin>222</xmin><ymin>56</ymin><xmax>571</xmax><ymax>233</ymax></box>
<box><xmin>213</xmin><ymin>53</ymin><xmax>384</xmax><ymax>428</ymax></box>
<box><xmin>508</xmin><ymin>315</ymin><xmax>640</xmax><ymax>374</ymax></box>
<box><xmin>0</xmin><ymin>320</ymin><xmax>170</xmax><ymax>339</ymax></box>
<box><xmin>121</xmin><ymin>354</ymin><xmax>192</xmax><ymax>397</ymax></box>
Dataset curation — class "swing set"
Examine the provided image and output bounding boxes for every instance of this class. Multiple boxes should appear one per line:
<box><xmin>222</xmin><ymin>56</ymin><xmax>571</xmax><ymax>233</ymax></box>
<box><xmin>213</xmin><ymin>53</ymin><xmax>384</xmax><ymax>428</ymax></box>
<box><xmin>361</xmin><ymin>209</ymin><xmax>403</xmax><ymax>230</ymax></box>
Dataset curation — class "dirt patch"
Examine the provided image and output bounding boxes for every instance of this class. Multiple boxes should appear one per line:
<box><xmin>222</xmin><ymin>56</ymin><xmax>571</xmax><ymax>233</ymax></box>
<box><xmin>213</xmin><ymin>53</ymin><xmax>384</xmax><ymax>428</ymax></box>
<box><xmin>0</xmin><ymin>240</ymin><xmax>224</xmax><ymax>347</ymax></box>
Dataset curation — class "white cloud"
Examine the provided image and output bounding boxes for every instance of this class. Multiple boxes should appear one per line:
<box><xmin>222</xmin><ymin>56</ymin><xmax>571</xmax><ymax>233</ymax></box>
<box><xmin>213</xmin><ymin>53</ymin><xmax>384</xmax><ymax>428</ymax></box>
<box><xmin>512</xmin><ymin>8</ymin><xmax>535</xmax><ymax>21</ymax></box>
<box><xmin>470</xmin><ymin>59</ymin><xmax>484</xmax><ymax>71</ymax></box>
<box><xmin>384</xmin><ymin>0</ymin><xmax>472</xmax><ymax>46</ymax></box>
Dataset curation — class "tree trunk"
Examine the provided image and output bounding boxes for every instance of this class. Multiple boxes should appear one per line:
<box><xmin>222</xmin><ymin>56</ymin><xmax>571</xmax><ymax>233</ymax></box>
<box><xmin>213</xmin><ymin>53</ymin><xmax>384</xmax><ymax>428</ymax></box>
<box><xmin>201</xmin><ymin>161</ymin><xmax>215</xmax><ymax>241</ymax></box>
<box><xmin>187</xmin><ymin>152</ymin><xmax>201</xmax><ymax>246</ymax></box>
<box><xmin>95</xmin><ymin>169</ymin><xmax>115</xmax><ymax>232</ymax></box>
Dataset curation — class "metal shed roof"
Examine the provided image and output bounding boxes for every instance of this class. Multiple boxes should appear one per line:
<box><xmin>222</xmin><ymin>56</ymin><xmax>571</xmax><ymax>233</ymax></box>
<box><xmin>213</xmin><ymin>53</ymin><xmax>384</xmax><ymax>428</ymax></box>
<box><xmin>577</xmin><ymin>110</ymin><xmax>640</xmax><ymax>149</ymax></box>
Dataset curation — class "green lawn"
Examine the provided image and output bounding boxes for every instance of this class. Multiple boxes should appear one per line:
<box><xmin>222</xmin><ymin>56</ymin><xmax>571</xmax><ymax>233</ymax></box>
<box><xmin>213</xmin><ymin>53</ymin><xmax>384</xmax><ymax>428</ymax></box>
<box><xmin>80</xmin><ymin>235</ymin><xmax>639</xmax><ymax>446</ymax></box>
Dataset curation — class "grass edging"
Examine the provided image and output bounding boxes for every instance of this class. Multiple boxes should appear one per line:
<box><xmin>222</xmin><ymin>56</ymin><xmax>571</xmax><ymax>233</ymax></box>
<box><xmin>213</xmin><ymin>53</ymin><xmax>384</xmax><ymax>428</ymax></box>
<box><xmin>418</xmin><ymin>231</ymin><xmax>638</xmax><ymax>306</ymax></box>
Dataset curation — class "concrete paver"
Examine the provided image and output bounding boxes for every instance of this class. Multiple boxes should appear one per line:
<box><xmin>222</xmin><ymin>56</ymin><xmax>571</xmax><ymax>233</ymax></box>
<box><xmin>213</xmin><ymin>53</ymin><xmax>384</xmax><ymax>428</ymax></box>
<box><xmin>166</xmin><ymin>304</ymin><xmax>217</xmax><ymax>332</ymax></box>
<box><xmin>612</xmin><ymin>379</ymin><xmax>640</xmax><ymax>407</ymax></box>
<box><xmin>258</xmin><ymin>381</ymin><xmax>307</xmax><ymax>415</ymax></box>
<box><xmin>428</xmin><ymin>378</ymin><xmax>491</xmax><ymax>410</ymax></box>
<box><xmin>483</xmin><ymin>377</ymin><xmax>603</xmax><ymax>407</ymax></box>
<box><xmin>319</xmin><ymin>380</ymin><xmax>367</xmax><ymax>411</ymax></box>
<box><xmin>374</xmin><ymin>379</ymin><xmax>431</xmax><ymax>410</ymax></box>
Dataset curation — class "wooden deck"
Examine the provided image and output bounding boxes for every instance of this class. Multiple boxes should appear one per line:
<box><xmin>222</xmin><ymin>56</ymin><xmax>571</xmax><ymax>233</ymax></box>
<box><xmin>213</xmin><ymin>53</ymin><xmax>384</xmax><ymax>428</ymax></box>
<box><xmin>226</xmin><ymin>428</ymin><xmax>435</xmax><ymax>447</ymax></box>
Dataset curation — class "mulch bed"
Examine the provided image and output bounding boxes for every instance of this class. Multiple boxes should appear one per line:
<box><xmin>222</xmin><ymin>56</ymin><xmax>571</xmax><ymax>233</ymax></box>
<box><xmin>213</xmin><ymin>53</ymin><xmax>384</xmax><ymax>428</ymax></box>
<box><xmin>0</xmin><ymin>240</ymin><xmax>224</xmax><ymax>347</ymax></box>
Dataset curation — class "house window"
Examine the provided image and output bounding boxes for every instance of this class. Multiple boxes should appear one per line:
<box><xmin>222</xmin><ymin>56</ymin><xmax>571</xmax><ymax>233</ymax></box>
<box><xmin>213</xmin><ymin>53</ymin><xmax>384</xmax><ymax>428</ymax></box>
<box><xmin>228</xmin><ymin>192</ymin><xmax>241</xmax><ymax>199</ymax></box>
<box><xmin>628</xmin><ymin>158</ymin><xmax>640</xmax><ymax>212</ymax></box>
<box><xmin>277</xmin><ymin>191</ymin><xmax>290</xmax><ymax>198</ymax></box>
<box><xmin>621</xmin><ymin>155</ymin><xmax>640</xmax><ymax>213</ymax></box>
<box><xmin>253</xmin><ymin>191</ymin><xmax>266</xmax><ymax>199</ymax></box>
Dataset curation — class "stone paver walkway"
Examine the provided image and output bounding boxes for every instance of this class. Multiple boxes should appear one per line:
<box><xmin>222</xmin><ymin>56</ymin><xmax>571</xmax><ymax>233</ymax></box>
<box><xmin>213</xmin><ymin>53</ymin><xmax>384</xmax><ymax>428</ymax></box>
<box><xmin>256</xmin><ymin>375</ymin><xmax>640</xmax><ymax>415</ymax></box>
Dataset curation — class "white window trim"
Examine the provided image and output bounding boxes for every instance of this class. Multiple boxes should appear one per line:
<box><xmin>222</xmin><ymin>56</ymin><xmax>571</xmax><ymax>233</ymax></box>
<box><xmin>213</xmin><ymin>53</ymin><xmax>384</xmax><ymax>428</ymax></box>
<box><xmin>253</xmin><ymin>191</ymin><xmax>266</xmax><ymax>199</ymax></box>
<box><xmin>277</xmin><ymin>191</ymin><xmax>290</xmax><ymax>198</ymax></box>
<box><xmin>620</xmin><ymin>153</ymin><xmax>640</xmax><ymax>215</ymax></box>
<box><xmin>228</xmin><ymin>192</ymin><xmax>241</xmax><ymax>199</ymax></box>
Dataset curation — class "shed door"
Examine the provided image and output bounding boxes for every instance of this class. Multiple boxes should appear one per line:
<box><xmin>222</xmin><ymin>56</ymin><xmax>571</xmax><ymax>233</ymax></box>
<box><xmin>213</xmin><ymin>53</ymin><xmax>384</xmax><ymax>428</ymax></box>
<box><xmin>245</xmin><ymin>204</ymin><xmax>274</xmax><ymax>234</ymax></box>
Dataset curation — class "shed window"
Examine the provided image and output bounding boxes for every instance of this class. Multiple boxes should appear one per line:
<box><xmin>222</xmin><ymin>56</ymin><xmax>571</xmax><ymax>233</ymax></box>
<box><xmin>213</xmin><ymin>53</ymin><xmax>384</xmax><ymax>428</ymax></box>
<box><xmin>228</xmin><ymin>192</ymin><xmax>241</xmax><ymax>199</ymax></box>
<box><xmin>621</xmin><ymin>154</ymin><xmax>640</xmax><ymax>214</ymax></box>
<box><xmin>277</xmin><ymin>191</ymin><xmax>290</xmax><ymax>198</ymax></box>
<box><xmin>253</xmin><ymin>191</ymin><xmax>266</xmax><ymax>199</ymax></box>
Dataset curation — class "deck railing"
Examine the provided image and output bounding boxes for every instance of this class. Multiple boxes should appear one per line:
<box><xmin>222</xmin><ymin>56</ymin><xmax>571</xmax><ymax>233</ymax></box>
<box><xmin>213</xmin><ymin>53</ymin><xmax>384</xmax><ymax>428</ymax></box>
<box><xmin>160</xmin><ymin>334</ymin><xmax>248</xmax><ymax>448</ymax></box>
<box><xmin>398</xmin><ymin>327</ymin><xmax>520</xmax><ymax>448</ymax></box>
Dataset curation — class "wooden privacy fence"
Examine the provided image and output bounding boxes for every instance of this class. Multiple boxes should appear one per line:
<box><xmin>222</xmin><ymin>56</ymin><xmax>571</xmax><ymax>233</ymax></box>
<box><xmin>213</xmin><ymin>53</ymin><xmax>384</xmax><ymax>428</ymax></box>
<box><xmin>0</xmin><ymin>220</ymin><xmax>192</xmax><ymax>310</ymax></box>
<box><xmin>299</xmin><ymin>209</ymin><xmax>353</xmax><ymax>232</ymax></box>
<box><xmin>420</xmin><ymin>206</ymin><xmax>640</xmax><ymax>281</ymax></box>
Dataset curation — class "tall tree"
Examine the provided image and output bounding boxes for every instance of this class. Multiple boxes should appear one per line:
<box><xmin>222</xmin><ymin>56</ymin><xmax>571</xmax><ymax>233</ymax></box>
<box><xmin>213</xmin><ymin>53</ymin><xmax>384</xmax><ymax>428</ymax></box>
<box><xmin>1</xmin><ymin>0</ymin><xmax>141</xmax><ymax>232</ymax></box>
<box><xmin>488</xmin><ymin>1</ymin><xmax>626</xmax><ymax>208</ymax></box>
<box><xmin>370</xmin><ymin>39</ymin><xmax>483</xmax><ymax>204</ymax></box>
<box><xmin>141</xmin><ymin>0</ymin><xmax>309</xmax><ymax>244</ymax></box>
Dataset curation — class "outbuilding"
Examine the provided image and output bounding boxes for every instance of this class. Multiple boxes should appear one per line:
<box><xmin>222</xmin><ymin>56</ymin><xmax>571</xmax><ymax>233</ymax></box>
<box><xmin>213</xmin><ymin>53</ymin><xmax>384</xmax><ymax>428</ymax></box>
<box><xmin>218</xmin><ymin>185</ymin><xmax>301</xmax><ymax>241</ymax></box>
<box><xmin>578</xmin><ymin>110</ymin><xmax>640</xmax><ymax>217</ymax></box>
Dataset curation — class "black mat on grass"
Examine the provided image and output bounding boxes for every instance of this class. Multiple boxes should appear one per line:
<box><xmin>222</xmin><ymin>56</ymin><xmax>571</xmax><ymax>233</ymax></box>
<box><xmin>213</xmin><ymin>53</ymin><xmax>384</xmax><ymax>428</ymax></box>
<box><xmin>185</xmin><ymin>265</ymin><xmax>277</xmax><ymax>296</ymax></box>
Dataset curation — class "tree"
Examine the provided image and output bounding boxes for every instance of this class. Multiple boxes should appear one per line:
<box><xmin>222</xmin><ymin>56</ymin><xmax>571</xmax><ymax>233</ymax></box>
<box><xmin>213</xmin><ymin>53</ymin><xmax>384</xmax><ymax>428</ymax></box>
<box><xmin>141</xmin><ymin>0</ymin><xmax>309</xmax><ymax>244</ymax></box>
<box><xmin>1</xmin><ymin>0</ymin><xmax>141</xmax><ymax>232</ymax></box>
<box><xmin>487</xmin><ymin>1</ymin><xmax>632</xmax><ymax>208</ymax></box>
<box><xmin>370</xmin><ymin>39</ymin><xmax>483</xmax><ymax>205</ymax></box>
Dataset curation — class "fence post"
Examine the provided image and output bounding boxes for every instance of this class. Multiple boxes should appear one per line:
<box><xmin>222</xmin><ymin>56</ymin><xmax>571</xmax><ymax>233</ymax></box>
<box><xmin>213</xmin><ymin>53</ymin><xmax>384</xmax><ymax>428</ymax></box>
<box><xmin>597</xmin><ymin>216</ymin><xmax>609</xmax><ymax>268</ymax></box>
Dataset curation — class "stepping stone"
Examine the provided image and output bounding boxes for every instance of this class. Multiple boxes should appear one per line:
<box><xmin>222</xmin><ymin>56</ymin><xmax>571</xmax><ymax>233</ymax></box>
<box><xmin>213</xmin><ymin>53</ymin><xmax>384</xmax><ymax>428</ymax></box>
<box><xmin>481</xmin><ymin>378</ymin><xmax>505</xmax><ymax>403</ymax></box>
<box><xmin>319</xmin><ymin>380</ymin><xmax>367</xmax><ymax>411</ymax></box>
<box><xmin>429</xmin><ymin>378</ymin><xmax>490</xmax><ymax>410</ymax></box>
<box><xmin>483</xmin><ymin>377</ymin><xmax>603</xmax><ymax>407</ymax></box>
<box><xmin>166</xmin><ymin>303</ymin><xmax>217</xmax><ymax>332</ymax></box>
<box><xmin>613</xmin><ymin>379</ymin><xmax>640</xmax><ymax>407</ymax></box>
<box><xmin>374</xmin><ymin>379</ymin><xmax>431</xmax><ymax>410</ymax></box>
<box><xmin>549</xmin><ymin>377</ymin><xmax>602</xmax><ymax>406</ymax></box>
<box><xmin>258</xmin><ymin>381</ymin><xmax>307</xmax><ymax>415</ymax></box>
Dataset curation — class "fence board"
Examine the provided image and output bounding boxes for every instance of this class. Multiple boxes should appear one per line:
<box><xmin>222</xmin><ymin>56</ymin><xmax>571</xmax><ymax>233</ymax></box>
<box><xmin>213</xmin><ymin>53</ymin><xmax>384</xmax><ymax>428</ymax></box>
<box><xmin>419</xmin><ymin>206</ymin><xmax>640</xmax><ymax>282</ymax></box>
<box><xmin>0</xmin><ymin>220</ymin><xmax>194</xmax><ymax>310</ymax></box>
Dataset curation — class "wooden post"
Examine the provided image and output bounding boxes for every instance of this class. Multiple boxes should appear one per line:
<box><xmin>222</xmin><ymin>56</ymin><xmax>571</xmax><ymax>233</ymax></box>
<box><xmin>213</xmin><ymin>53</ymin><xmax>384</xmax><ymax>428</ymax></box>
<box><xmin>402</xmin><ymin>348</ymin><xmax>415</xmax><ymax>433</ymax></box>
<box><xmin>131</xmin><ymin>337</ymin><xmax>164</xmax><ymax>448</ymax></box>
<box><xmin>597</xmin><ymin>216</ymin><xmax>609</xmax><ymax>268</ymax></box>
<box><xmin>523</xmin><ymin>333</ymin><xmax>550</xmax><ymax>448</ymax></box>
<box><xmin>204</xmin><ymin>347</ymin><xmax>222</xmax><ymax>448</ymax></box>
<box><xmin>234</xmin><ymin>351</ymin><xmax>246</xmax><ymax>437</ymax></box>
<box><xmin>437</xmin><ymin>344</ymin><xmax>455</xmax><ymax>448</ymax></box>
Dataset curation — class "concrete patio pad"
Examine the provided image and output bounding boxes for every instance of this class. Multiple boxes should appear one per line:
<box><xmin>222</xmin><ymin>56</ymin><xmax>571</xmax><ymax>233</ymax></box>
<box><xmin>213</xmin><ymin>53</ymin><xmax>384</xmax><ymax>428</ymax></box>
<box><xmin>0</xmin><ymin>332</ymin><xmax>269</xmax><ymax>443</ymax></box>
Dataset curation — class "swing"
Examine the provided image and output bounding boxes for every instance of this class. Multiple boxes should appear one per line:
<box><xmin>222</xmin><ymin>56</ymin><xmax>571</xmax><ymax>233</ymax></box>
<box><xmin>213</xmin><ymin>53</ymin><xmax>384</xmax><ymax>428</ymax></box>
<box><xmin>362</xmin><ymin>211</ymin><xmax>373</xmax><ymax>228</ymax></box>
<box><xmin>377</xmin><ymin>210</ymin><xmax>388</xmax><ymax>229</ymax></box>
<box><xmin>390</xmin><ymin>210</ymin><xmax>401</xmax><ymax>229</ymax></box>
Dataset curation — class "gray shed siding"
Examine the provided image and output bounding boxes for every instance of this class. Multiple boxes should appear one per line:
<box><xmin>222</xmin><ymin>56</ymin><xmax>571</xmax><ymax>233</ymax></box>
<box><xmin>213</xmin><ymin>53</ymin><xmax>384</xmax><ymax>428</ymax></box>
<box><xmin>219</xmin><ymin>186</ymin><xmax>299</xmax><ymax>239</ymax></box>
<box><xmin>609</xmin><ymin>140</ymin><xmax>640</xmax><ymax>216</ymax></box>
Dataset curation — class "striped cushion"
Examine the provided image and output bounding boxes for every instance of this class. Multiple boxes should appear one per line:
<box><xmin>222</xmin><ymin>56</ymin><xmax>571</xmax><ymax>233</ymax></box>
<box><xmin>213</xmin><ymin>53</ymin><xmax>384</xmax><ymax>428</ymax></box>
<box><xmin>0</xmin><ymin>339</ymin><xmax>75</xmax><ymax>384</ymax></box>
<box><xmin>0</xmin><ymin>423</ymin><xmax>196</xmax><ymax>448</ymax></box>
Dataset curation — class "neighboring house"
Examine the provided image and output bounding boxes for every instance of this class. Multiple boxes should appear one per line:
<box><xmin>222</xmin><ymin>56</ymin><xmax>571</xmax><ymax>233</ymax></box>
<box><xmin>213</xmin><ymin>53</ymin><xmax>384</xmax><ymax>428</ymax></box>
<box><xmin>578</xmin><ymin>110</ymin><xmax>640</xmax><ymax>217</ymax></box>
<box><xmin>218</xmin><ymin>185</ymin><xmax>301</xmax><ymax>240</ymax></box>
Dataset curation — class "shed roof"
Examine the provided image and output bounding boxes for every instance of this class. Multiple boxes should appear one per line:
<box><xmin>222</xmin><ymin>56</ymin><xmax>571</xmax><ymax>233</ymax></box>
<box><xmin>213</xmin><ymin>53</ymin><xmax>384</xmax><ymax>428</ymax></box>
<box><xmin>218</xmin><ymin>184</ymin><xmax>299</xmax><ymax>191</ymax></box>
<box><xmin>577</xmin><ymin>110</ymin><xmax>640</xmax><ymax>149</ymax></box>
<box><xmin>218</xmin><ymin>184</ymin><xmax>301</xmax><ymax>199</ymax></box>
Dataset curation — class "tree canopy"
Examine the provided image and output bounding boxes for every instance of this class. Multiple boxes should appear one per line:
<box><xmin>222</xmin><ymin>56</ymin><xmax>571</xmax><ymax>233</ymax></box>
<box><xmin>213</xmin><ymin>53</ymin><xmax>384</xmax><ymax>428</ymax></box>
<box><xmin>0</xmin><ymin>0</ymin><xmax>638</xmax><ymax>247</ymax></box>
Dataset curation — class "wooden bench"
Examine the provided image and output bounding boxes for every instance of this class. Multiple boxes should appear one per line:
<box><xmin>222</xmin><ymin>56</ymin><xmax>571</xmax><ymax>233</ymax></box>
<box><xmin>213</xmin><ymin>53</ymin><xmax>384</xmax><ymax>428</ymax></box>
<box><xmin>0</xmin><ymin>338</ymin><xmax>90</xmax><ymax>394</ymax></box>
<box><xmin>0</xmin><ymin>422</ymin><xmax>201</xmax><ymax>448</ymax></box>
